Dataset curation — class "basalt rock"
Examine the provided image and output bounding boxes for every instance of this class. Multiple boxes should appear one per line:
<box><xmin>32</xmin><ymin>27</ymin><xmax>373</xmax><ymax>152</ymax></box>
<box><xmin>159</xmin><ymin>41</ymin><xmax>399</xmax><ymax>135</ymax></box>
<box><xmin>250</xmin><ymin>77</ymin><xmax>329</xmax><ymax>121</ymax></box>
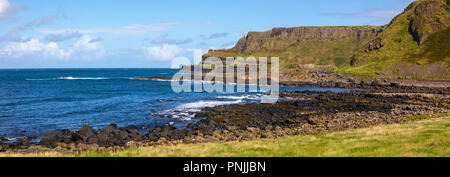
<box><xmin>364</xmin><ymin>38</ymin><xmax>384</xmax><ymax>52</ymax></box>
<box><xmin>408</xmin><ymin>0</ymin><xmax>449</xmax><ymax>45</ymax></box>
<box><xmin>148</xmin><ymin>125</ymin><xmax>179</xmax><ymax>140</ymax></box>
<box><xmin>231</xmin><ymin>26</ymin><xmax>383</xmax><ymax>53</ymax></box>
<box><xmin>11</xmin><ymin>84</ymin><xmax>446</xmax><ymax>153</ymax></box>
<box><xmin>77</xmin><ymin>124</ymin><xmax>97</xmax><ymax>140</ymax></box>
<box><xmin>40</xmin><ymin>131</ymin><xmax>63</xmax><ymax>147</ymax></box>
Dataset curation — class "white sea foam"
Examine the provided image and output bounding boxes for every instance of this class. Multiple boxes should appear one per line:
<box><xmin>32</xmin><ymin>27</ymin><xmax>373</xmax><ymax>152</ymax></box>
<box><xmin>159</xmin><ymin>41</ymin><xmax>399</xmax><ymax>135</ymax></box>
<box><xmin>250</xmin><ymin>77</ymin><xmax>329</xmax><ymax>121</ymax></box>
<box><xmin>158</xmin><ymin>93</ymin><xmax>268</xmax><ymax>121</ymax></box>
<box><xmin>216</xmin><ymin>94</ymin><xmax>261</xmax><ymax>100</ymax></box>
<box><xmin>150</xmin><ymin>78</ymin><xmax>238</xmax><ymax>85</ymax></box>
<box><xmin>158</xmin><ymin>98</ymin><xmax>246</xmax><ymax>121</ymax></box>
<box><xmin>56</xmin><ymin>77</ymin><xmax>109</xmax><ymax>80</ymax></box>
<box><xmin>216</xmin><ymin>95</ymin><xmax>247</xmax><ymax>100</ymax></box>
<box><xmin>27</xmin><ymin>77</ymin><xmax>121</xmax><ymax>81</ymax></box>
<box><xmin>175</xmin><ymin>99</ymin><xmax>243</xmax><ymax>112</ymax></box>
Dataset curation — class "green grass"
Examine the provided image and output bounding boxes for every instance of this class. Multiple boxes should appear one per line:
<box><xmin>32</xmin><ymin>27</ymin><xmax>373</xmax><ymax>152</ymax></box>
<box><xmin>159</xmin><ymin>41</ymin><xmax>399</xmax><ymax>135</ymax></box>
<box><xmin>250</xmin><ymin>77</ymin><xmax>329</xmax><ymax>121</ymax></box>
<box><xmin>276</xmin><ymin>38</ymin><xmax>368</xmax><ymax>69</ymax></box>
<box><xmin>403</xmin><ymin>113</ymin><xmax>450</xmax><ymax>120</ymax></box>
<box><xmin>340</xmin><ymin>0</ymin><xmax>449</xmax><ymax>76</ymax></box>
<box><xmin>204</xmin><ymin>0</ymin><xmax>449</xmax><ymax>79</ymax></box>
<box><xmin>408</xmin><ymin>28</ymin><xmax>450</xmax><ymax>65</ymax></box>
<box><xmin>3</xmin><ymin>116</ymin><xmax>449</xmax><ymax>157</ymax></box>
<box><xmin>204</xmin><ymin>34</ymin><xmax>376</xmax><ymax>70</ymax></box>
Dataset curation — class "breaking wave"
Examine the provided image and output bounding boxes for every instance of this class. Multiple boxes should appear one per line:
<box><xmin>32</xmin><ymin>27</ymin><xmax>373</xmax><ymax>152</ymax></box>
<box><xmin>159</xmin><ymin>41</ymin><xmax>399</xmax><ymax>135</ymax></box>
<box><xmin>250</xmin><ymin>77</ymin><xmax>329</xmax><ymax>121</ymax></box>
<box><xmin>26</xmin><ymin>77</ymin><xmax>131</xmax><ymax>81</ymax></box>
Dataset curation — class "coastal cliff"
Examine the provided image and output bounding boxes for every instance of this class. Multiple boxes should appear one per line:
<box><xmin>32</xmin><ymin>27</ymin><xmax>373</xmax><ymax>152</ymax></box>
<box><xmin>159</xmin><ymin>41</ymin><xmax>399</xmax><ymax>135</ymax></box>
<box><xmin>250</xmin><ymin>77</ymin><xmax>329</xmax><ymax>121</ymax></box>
<box><xmin>344</xmin><ymin>0</ymin><xmax>450</xmax><ymax>79</ymax></box>
<box><xmin>203</xmin><ymin>26</ymin><xmax>384</xmax><ymax>68</ymax></box>
<box><xmin>231</xmin><ymin>26</ymin><xmax>383</xmax><ymax>53</ymax></box>
<box><xmin>203</xmin><ymin>0</ymin><xmax>450</xmax><ymax>80</ymax></box>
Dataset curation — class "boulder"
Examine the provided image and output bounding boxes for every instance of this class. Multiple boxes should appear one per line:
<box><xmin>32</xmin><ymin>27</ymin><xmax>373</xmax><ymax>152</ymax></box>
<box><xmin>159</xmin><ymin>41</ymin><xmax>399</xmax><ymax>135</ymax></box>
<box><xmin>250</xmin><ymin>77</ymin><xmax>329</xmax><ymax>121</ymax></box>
<box><xmin>102</xmin><ymin>124</ymin><xmax>119</xmax><ymax>135</ymax></box>
<box><xmin>39</xmin><ymin>131</ymin><xmax>62</xmax><ymax>147</ymax></box>
<box><xmin>0</xmin><ymin>137</ymin><xmax>8</xmax><ymax>142</ymax></box>
<box><xmin>26</xmin><ymin>135</ymin><xmax>38</xmax><ymax>141</ymax></box>
<box><xmin>390</xmin><ymin>82</ymin><xmax>400</xmax><ymax>87</ymax></box>
<box><xmin>71</xmin><ymin>132</ymin><xmax>84</xmax><ymax>143</ymax></box>
<box><xmin>78</xmin><ymin>124</ymin><xmax>97</xmax><ymax>140</ymax></box>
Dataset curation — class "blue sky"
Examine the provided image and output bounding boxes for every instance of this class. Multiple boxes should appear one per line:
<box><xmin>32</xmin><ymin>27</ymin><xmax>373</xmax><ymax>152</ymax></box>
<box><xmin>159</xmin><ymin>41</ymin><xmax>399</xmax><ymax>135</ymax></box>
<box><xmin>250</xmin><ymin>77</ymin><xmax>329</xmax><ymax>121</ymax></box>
<box><xmin>0</xmin><ymin>0</ymin><xmax>415</xmax><ymax>68</ymax></box>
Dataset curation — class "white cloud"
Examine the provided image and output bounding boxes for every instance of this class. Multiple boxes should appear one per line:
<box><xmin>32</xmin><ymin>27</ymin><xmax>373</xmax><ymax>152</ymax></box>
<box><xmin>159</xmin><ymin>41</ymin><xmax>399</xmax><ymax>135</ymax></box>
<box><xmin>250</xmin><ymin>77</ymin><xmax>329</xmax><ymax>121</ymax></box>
<box><xmin>45</xmin><ymin>42</ymin><xmax>72</xmax><ymax>59</ymax></box>
<box><xmin>1</xmin><ymin>35</ymin><xmax>105</xmax><ymax>59</ymax></box>
<box><xmin>74</xmin><ymin>36</ymin><xmax>100</xmax><ymax>50</ymax></box>
<box><xmin>143</xmin><ymin>44</ymin><xmax>183</xmax><ymax>61</ymax></box>
<box><xmin>0</xmin><ymin>0</ymin><xmax>23</xmax><ymax>21</ymax></box>
<box><xmin>1</xmin><ymin>15</ymin><xmax>59</xmax><ymax>42</ymax></box>
<box><xmin>2</xmin><ymin>39</ymin><xmax>71</xmax><ymax>59</ymax></box>
<box><xmin>0</xmin><ymin>0</ymin><xmax>10</xmax><ymax>14</ymax></box>
<box><xmin>37</xmin><ymin>22</ymin><xmax>183</xmax><ymax>36</ymax></box>
<box><xmin>150</xmin><ymin>35</ymin><xmax>193</xmax><ymax>45</ymax></box>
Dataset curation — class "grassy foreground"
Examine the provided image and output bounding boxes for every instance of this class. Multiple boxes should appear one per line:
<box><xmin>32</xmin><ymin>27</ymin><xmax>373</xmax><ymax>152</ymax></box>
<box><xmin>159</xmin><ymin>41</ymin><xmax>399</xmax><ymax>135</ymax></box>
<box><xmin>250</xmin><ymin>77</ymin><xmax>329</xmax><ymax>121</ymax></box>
<box><xmin>2</xmin><ymin>117</ymin><xmax>449</xmax><ymax>157</ymax></box>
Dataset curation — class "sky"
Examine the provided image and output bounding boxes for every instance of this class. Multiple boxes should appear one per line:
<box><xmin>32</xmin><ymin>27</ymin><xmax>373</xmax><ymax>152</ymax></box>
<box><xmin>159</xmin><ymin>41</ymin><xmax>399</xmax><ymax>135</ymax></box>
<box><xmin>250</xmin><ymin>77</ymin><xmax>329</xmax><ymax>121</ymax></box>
<box><xmin>0</xmin><ymin>0</ymin><xmax>415</xmax><ymax>68</ymax></box>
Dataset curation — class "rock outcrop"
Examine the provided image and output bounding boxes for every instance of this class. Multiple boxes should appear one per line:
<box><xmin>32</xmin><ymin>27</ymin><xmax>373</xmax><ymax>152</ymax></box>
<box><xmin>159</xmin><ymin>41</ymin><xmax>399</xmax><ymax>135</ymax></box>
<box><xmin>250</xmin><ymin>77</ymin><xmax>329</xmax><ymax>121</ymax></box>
<box><xmin>202</xmin><ymin>0</ymin><xmax>449</xmax><ymax>80</ymax></box>
<box><xmin>408</xmin><ymin>0</ymin><xmax>450</xmax><ymax>45</ymax></box>
<box><xmin>345</xmin><ymin>0</ymin><xmax>450</xmax><ymax>79</ymax></box>
<box><xmin>230</xmin><ymin>26</ymin><xmax>384</xmax><ymax>54</ymax></box>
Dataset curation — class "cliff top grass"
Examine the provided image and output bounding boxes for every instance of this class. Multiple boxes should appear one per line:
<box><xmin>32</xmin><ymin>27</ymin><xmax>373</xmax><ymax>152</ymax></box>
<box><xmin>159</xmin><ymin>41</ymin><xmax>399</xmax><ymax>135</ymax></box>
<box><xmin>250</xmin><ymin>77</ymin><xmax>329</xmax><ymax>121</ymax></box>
<box><xmin>2</xmin><ymin>115</ymin><xmax>449</xmax><ymax>157</ymax></box>
<box><xmin>339</xmin><ymin>0</ymin><xmax>449</xmax><ymax>77</ymax></box>
<box><xmin>203</xmin><ymin>0</ymin><xmax>449</xmax><ymax>79</ymax></box>
<box><xmin>204</xmin><ymin>37</ymin><xmax>374</xmax><ymax>69</ymax></box>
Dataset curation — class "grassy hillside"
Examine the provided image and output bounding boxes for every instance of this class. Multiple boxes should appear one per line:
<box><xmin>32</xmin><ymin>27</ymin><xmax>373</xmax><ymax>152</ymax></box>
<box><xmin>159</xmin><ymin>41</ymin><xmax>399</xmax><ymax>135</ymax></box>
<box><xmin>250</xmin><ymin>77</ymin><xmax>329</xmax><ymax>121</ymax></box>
<box><xmin>204</xmin><ymin>37</ymin><xmax>371</xmax><ymax>69</ymax></box>
<box><xmin>340</xmin><ymin>0</ymin><xmax>450</xmax><ymax>78</ymax></box>
<box><xmin>203</xmin><ymin>0</ymin><xmax>449</xmax><ymax>79</ymax></box>
<box><xmin>204</xmin><ymin>26</ymin><xmax>381</xmax><ymax>69</ymax></box>
<box><xmin>3</xmin><ymin>116</ymin><xmax>449</xmax><ymax>157</ymax></box>
<box><xmin>276</xmin><ymin>38</ymin><xmax>369</xmax><ymax>68</ymax></box>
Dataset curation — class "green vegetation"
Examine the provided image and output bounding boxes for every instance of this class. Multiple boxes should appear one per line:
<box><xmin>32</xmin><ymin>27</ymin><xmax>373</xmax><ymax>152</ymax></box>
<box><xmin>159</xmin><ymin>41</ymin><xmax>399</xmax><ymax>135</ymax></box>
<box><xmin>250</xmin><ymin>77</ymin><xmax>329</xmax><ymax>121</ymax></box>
<box><xmin>408</xmin><ymin>28</ymin><xmax>450</xmax><ymax>65</ymax></box>
<box><xmin>276</xmin><ymin>38</ymin><xmax>367</xmax><ymax>69</ymax></box>
<box><xmin>403</xmin><ymin>113</ymin><xmax>450</xmax><ymax>120</ymax></box>
<box><xmin>204</xmin><ymin>0</ymin><xmax>449</xmax><ymax>79</ymax></box>
<box><xmin>204</xmin><ymin>26</ymin><xmax>380</xmax><ymax>70</ymax></box>
<box><xmin>3</xmin><ymin>116</ymin><xmax>449</xmax><ymax>157</ymax></box>
<box><xmin>340</xmin><ymin>0</ymin><xmax>450</xmax><ymax>77</ymax></box>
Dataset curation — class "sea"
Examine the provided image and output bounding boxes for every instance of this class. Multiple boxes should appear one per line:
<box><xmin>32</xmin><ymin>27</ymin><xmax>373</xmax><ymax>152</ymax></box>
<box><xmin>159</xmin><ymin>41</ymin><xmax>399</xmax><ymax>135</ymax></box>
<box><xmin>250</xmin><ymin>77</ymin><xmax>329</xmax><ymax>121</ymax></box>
<box><xmin>0</xmin><ymin>68</ymin><xmax>347</xmax><ymax>141</ymax></box>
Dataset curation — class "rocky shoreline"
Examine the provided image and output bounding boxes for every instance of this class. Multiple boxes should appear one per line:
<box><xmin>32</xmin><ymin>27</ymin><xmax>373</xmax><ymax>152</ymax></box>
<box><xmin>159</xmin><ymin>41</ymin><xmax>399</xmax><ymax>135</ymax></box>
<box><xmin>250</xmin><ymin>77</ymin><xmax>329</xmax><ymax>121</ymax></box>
<box><xmin>0</xmin><ymin>78</ymin><xmax>448</xmax><ymax>154</ymax></box>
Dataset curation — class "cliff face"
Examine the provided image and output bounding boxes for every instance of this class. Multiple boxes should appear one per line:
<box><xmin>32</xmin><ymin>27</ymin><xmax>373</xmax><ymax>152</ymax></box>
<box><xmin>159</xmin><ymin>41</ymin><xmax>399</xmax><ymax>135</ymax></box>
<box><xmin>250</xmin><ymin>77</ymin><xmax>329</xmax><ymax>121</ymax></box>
<box><xmin>204</xmin><ymin>26</ymin><xmax>384</xmax><ymax>68</ymax></box>
<box><xmin>231</xmin><ymin>26</ymin><xmax>384</xmax><ymax>54</ymax></box>
<box><xmin>344</xmin><ymin>0</ymin><xmax>449</xmax><ymax>79</ymax></box>
<box><xmin>408</xmin><ymin>0</ymin><xmax>450</xmax><ymax>45</ymax></box>
<box><xmin>204</xmin><ymin>0</ymin><xmax>449</xmax><ymax>80</ymax></box>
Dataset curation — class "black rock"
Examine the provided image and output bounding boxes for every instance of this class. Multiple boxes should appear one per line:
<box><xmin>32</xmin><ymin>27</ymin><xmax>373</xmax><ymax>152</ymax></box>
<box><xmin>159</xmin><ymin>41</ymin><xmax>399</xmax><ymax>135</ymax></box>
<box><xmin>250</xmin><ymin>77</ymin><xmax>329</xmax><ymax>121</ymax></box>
<box><xmin>147</xmin><ymin>133</ymin><xmax>158</xmax><ymax>141</ymax></box>
<box><xmin>71</xmin><ymin>132</ymin><xmax>84</xmax><ymax>143</ymax></box>
<box><xmin>39</xmin><ymin>131</ymin><xmax>62</xmax><ymax>147</ymax></box>
<box><xmin>78</xmin><ymin>124</ymin><xmax>97</xmax><ymax>139</ymax></box>
<box><xmin>102</xmin><ymin>124</ymin><xmax>120</xmax><ymax>136</ymax></box>
<box><xmin>60</xmin><ymin>129</ymin><xmax>74</xmax><ymax>144</ymax></box>
<box><xmin>26</xmin><ymin>135</ymin><xmax>38</xmax><ymax>141</ymax></box>
<box><xmin>186</xmin><ymin>123</ymin><xmax>194</xmax><ymax>129</ymax></box>
<box><xmin>348</xmin><ymin>78</ymin><xmax>356</xmax><ymax>84</ymax></box>
<box><xmin>0</xmin><ymin>137</ymin><xmax>8</xmax><ymax>142</ymax></box>
<box><xmin>61</xmin><ymin>129</ymin><xmax>71</xmax><ymax>135</ymax></box>
<box><xmin>118</xmin><ymin>131</ymin><xmax>129</xmax><ymax>140</ymax></box>
<box><xmin>390</xmin><ymin>82</ymin><xmax>400</xmax><ymax>87</ymax></box>
<box><xmin>18</xmin><ymin>139</ymin><xmax>30</xmax><ymax>146</ymax></box>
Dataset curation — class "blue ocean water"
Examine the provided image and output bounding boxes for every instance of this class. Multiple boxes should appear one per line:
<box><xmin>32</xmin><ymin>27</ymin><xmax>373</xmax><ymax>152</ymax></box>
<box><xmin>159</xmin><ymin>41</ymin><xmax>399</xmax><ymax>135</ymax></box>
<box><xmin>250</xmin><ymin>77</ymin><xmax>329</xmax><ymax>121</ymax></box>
<box><xmin>0</xmin><ymin>68</ymin><xmax>347</xmax><ymax>141</ymax></box>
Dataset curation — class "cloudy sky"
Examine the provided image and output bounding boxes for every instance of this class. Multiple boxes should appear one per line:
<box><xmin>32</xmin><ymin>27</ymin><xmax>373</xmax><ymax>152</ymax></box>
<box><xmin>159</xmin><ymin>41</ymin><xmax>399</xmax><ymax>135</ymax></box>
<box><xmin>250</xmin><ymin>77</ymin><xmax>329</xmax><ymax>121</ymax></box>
<box><xmin>0</xmin><ymin>0</ymin><xmax>414</xmax><ymax>68</ymax></box>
